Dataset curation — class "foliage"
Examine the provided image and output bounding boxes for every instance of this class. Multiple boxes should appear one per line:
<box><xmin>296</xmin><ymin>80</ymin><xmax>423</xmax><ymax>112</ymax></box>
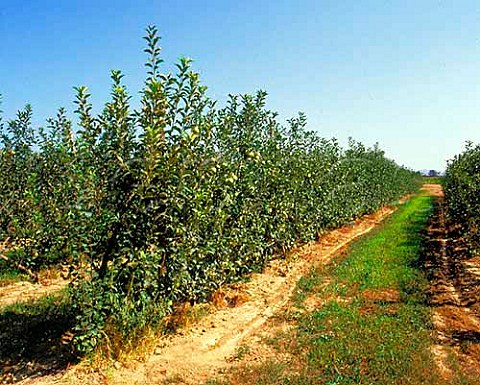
<box><xmin>0</xmin><ymin>26</ymin><xmax>419</xmax><ymax>354</ymax></box>
<box><xmin>444</xmin><ymin>142</ymin><xmax>480</xmax><ymax>249</ymax></box>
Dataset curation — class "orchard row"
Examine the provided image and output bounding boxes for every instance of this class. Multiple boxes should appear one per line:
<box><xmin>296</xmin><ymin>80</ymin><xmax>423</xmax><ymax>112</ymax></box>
<box><xmin>0</xmin><ymin>27</ymin><xmax>419</xmax><ymax>353</ymax></box>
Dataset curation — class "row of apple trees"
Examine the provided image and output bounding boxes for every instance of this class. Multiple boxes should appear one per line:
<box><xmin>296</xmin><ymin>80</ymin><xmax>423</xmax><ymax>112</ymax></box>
<box><xmin>0</xmin><ymin>27</ymin><xmax>419</xmax><ymax>353</ymax></box>
<box><xmin>444</xmin><ymin>142</ymin><xmax>480</xmax><ymax>250</ymax></box>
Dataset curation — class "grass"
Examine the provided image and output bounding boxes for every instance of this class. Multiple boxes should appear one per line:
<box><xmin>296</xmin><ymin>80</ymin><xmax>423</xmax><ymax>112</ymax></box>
<box><xmin>0</xmin><ymin>260</ymin><xmax>29</xmax><ymax>286</ymax></box>
<box><xmin>208</xmin><ymin>195</ymin><xmax>458</xmax><ymax>385</ymax></box>
<box><xmin>0</xmin><ymin>269</ymin><xmax>28</xmax><ymax>286</ymax></box>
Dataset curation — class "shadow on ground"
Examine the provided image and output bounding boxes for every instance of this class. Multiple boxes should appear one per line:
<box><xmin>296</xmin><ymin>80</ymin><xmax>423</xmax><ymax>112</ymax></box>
<box><xmin>0</xmin><ymin>296</ymin><xmax>79</xmax><ymax>383</ymax></box>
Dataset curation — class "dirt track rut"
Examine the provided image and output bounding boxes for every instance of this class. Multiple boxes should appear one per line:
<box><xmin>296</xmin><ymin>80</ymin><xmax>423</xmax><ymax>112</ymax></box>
<box><xmin>423</xmin><ymin>184</ymin><xmax>480</xmax><ymax>380</ymax></box>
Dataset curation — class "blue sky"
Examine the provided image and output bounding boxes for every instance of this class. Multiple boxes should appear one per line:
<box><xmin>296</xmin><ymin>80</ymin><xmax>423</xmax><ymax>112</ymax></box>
<box><xmin>1</xmin><ymin>0</ymin><xmax>480</xmax><ymax>171</ymax></box>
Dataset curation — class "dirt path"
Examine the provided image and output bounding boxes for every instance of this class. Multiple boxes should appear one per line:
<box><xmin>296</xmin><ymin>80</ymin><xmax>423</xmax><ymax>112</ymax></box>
<box><xmin>421</xmin><ymin>183</ymin><xmax>443</xmax><ymax>198</ymax></box>
<box><xmin>0</xmin><ymin>277</ymin><xmax>67</xmax><ymax>308</ymax></box>
<box><xmin>423</xmin><ymin>184</ymin><xmax>480</xmax><ymax>380</ymax></box>
<box><xmin>15</xmin><ymin>203</ymin><xmax>400</xmax><ymax>385</ymax></box>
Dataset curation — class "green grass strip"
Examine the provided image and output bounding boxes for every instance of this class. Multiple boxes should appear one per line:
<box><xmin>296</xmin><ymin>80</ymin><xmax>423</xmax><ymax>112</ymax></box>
<box><xmin>334</xmin><ymin>195</ymin><xmax>432</xmax><ymax>292</ymax></box>
<box><xmin>294</xmin><ymin>196</ymin><xmax>439</xmax><ymax>384</ymax></box>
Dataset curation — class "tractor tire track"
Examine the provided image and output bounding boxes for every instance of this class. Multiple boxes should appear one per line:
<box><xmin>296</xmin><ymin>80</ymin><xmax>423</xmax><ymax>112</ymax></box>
<box><xmin>423</xmin><ymin>184</ymin><xmax>480</xmax><ymax>380</ymax></box>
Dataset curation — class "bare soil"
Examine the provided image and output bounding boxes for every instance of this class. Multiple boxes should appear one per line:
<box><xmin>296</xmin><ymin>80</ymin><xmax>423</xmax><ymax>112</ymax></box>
<box><xmin>5</xmin><ymin>204</ymin><xmax>399</xmax><ymax>385</ymax></box>
<box><xmin>423</xmin><ymin>184</ymin><xmax>480</xmax><ymax>380</ymax></box>
<box><xmin>421</xmin><ymin>183</ymin><xmax>444</xmax><ymax>198</ymax></box>
<box><xmin>0</xmin><ymin>277</ymin><xmax>67</xmax><ymax>308</ymax></box>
